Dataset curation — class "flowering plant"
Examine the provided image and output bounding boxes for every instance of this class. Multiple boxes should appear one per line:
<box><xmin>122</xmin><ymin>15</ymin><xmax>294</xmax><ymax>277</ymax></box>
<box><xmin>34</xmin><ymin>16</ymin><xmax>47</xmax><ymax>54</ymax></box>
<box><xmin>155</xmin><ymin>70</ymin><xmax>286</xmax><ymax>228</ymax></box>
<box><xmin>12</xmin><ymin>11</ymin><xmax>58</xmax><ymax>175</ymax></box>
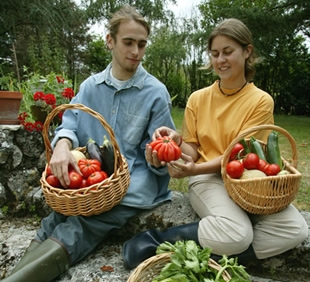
<box><xmin>18</xmin><ymin>70</ymin><xmax>75</xmax><ymax>132</ymax></box>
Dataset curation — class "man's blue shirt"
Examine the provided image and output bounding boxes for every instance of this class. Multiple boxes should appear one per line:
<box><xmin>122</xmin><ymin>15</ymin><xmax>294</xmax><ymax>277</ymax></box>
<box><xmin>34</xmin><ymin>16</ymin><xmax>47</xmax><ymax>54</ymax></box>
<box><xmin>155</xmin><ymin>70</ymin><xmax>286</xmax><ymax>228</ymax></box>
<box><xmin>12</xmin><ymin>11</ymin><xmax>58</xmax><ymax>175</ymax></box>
<box><xmin>52</xmin><ymin>63</ymin><xmax>176</xmax><ymax>209</ymax></box>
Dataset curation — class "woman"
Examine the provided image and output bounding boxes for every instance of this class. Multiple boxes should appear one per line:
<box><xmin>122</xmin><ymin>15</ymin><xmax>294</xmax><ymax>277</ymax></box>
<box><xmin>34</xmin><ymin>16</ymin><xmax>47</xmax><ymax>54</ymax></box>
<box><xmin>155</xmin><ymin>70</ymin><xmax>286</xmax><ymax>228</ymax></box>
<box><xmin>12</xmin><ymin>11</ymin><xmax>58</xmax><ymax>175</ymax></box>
<box><xmin>123</xmin><ymin>18</ymin><xmax>308</xmax><ymax>269</ymax></box>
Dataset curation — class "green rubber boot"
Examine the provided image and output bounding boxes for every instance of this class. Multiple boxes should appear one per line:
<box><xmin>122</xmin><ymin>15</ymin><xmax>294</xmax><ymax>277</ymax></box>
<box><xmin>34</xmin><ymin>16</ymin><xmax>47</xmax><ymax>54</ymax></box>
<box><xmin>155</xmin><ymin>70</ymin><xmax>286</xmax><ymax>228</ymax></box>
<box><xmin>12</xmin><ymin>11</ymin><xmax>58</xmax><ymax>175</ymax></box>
<box><xmin>2</xmin><ymin>238</ymin><xmax>70</xmax><ymax>282</ymax></box>
<box><xmin>10</xmin><ymin>239</ymin><xmax>42</xmax><ymax>274</ymax></box>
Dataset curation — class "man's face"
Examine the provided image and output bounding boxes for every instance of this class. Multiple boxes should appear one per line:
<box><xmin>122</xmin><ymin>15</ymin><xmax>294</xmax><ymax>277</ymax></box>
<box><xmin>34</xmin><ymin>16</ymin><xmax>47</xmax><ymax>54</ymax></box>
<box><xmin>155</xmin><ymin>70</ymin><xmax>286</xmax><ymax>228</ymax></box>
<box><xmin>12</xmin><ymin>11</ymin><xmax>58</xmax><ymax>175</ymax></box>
<box><xmin>107</xmin><ymin>19</ymin><xmax>148</xmax><ymax>80</ymax></box>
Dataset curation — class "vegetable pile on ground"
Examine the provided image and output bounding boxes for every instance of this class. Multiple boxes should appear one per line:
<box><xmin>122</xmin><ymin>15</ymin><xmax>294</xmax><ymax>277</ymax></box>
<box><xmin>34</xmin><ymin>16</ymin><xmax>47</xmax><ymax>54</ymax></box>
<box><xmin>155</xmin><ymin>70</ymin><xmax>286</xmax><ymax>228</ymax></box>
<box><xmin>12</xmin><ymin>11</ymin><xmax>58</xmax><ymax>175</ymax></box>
<box><xmin>149</xmin><ymin>136</ymin><xmax>182</xmax><ymax>162</ymax></box>
<box><xmin>152</xmin><ymin>240</ymin><xmax>250</xmax><ymax>282</ymax></box>
<box><xmin>45</xmin><ymin>136</ymin><xmax>114</xmax><ymax>190</ymax></box>
<box><xmin>226</xmin><ymin>131</ymin><xmax>290</xmax><ymax>179</ymax></box>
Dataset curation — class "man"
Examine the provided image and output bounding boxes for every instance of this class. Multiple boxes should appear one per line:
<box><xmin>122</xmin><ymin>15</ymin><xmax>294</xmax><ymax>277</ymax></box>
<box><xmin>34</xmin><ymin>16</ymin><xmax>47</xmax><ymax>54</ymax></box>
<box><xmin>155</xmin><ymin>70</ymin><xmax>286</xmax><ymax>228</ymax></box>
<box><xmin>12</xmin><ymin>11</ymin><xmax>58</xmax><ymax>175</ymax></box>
<box><xmin>3</xmin><ymin>5</ymin><xmax>175</xmax><ymax>282</ymax></box>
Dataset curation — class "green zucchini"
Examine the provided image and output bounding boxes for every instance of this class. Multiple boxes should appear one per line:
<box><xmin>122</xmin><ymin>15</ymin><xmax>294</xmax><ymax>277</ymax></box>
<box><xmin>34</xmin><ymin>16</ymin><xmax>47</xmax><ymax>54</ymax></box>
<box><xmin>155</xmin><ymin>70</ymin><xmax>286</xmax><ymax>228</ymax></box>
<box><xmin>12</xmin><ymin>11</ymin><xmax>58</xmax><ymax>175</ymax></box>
<box><xmin>266</xmin><ymin>131</ymin><xmax>283</xmax><ymax>169</ymax></box>
<box><xmin>250</xmin><ymin>136</ymin><xmax>267</xmax><ymax>161</ymax></box>
<box><xmin>239</xmin><ymin>138</ymin><xmax>250</xmax><ymax>154</ymax></box>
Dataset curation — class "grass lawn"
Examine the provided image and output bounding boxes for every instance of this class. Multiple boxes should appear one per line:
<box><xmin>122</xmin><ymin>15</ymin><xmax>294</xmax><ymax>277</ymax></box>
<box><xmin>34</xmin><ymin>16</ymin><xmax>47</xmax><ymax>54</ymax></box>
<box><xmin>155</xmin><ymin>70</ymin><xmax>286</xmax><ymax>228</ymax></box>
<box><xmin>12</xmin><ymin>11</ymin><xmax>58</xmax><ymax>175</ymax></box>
<box><xmin>170</xmin><ymin>107</ymin><xmax>310</xmax><ymax>212</ymax></box>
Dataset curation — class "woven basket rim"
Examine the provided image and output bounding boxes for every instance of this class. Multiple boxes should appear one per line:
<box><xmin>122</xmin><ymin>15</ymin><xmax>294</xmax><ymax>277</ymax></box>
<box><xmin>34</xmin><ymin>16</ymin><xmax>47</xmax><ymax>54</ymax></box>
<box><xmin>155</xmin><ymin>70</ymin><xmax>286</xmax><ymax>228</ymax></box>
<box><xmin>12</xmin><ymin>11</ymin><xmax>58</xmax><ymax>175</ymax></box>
<box><xmin>127</xmin><ymin>252</ymin><xmax>231</xmax><ymax>282</ymax></box>
<box><xmin>40</xmin><ymin>103</ymin><xmax>130</xmax><ymax>216</ymax></box>
<box><xmin>221</xmin><ymin>124</ymin><xmax>301</xmax><ymax>215</ymax></box>
<box><xmin>221</xmin><ymin>124</ymin><xmax>298</xmax><ymax>170</ymax></box>
<box><xmin>42</xmin><ymin>103</ymin><xmax>124</xmax><ymax>173</ymax></box>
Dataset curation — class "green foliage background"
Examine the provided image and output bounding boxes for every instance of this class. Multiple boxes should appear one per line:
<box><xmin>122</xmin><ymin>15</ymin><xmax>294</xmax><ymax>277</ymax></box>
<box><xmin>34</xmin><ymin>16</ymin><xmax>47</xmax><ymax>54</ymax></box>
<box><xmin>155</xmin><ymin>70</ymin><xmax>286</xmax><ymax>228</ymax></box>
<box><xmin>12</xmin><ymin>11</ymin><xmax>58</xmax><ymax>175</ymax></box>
<box><xmin>1</xmin><ymin>0</ymin><xmax>309</xmax><ymax>115</ymax></box>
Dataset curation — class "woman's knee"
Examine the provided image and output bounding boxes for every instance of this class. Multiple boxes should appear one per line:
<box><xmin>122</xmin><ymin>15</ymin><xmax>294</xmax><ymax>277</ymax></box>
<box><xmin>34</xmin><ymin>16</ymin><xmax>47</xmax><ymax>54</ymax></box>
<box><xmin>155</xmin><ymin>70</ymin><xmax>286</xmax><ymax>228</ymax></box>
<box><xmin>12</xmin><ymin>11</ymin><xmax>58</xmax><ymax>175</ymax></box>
<box><xmin>198</xmin><ymin>216</ymin><xmax>253</xmax><ymax>255</ymax></box>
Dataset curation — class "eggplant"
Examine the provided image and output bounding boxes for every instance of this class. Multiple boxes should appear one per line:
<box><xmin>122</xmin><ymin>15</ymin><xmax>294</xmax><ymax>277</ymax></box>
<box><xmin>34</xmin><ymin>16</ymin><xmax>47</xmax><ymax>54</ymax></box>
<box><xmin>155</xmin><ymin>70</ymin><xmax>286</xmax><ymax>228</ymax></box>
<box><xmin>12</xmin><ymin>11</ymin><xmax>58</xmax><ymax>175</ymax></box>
<box><xmin>100</xmin><ymin>135</ymin><xmax>115</xmax><ymax>176</ymax></box>
<box><xmin>86</xmin><ymin>138</ymin><xmax>102</xmax><ymax>164</ymax></box>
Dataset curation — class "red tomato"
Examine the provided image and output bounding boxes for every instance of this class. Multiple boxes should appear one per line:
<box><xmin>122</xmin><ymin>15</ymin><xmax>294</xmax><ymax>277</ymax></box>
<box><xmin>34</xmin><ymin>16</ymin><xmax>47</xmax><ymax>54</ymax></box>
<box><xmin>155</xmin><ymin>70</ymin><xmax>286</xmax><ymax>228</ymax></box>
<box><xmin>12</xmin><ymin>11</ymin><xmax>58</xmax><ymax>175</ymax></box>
<box><xmin>46</xmin><ymin>174</ymin><xmax>62</xmax><ymax>188</ymax></box>
<box><xmin>149</xmin><ymin>136</ymin><xmax>182</xmax><ymax>162</ymax></box>
<box><xmin>258</xmin><ymin>159</ymin><xmax>269</xmax><ymax>172</ymax></box>
<box><xmin>226</xmin><ymin>160</ymin><xmax>244</xmax><ymax>179</ymax></box>
<box><xmin>100</xmin><ymin>171</ymin><xmax>108</xmax><ymax>179</ymax></box>
<box><xmin>78</xmin><ymin>159</ymin><xmax>102</xmax><ymax>178</ymax></box>
<box><xmin>264</xmin><ymin>164</ymin><xmax>281</xmax><ymax>176</ymax></box>
<box><xmin>80</xmin><ymin>178</ymin><xmax>88</xmax><ymax>188</ymax></box>
<box><xmin>229</xmin><ymin>143</ymin><xmax>244</xmax><ymax>161</ymax></box>
<box><xmin>243</xmin><ymin>153</ymin><xmax>260</xmax><ymax>170</ymax></box>
<box><xmin>86</xmin><ymin>171</ymin><xmax>107</xmax><ymax>186</ymax></box>
<box><xmin>68</xmin><ymin>170</ymin><xmax>83</xmax><ymax>189</ymax></box>
<box><xmin>46</xmin><ymin>165</ymin><xmax>53</xmax><ymax>176</ymax></box>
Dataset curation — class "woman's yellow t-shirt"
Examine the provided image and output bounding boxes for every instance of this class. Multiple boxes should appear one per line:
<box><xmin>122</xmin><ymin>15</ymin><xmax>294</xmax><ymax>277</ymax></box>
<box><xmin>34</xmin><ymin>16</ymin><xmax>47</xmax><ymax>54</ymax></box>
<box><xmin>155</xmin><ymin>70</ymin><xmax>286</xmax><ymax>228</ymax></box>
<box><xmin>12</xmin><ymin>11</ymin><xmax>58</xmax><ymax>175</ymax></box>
<box><xmin>182</xmin><ymin>81</ymin><xmax>274</xmax><ymax>163</ymax></box>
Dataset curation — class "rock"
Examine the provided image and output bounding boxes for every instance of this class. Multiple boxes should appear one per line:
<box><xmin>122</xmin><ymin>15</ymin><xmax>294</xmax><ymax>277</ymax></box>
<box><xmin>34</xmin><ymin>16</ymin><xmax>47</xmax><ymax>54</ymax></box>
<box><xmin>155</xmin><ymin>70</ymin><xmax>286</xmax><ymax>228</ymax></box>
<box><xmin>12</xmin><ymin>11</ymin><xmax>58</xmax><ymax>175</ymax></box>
<box><xmin>0</xmin><ymin>191</ymin><xmax>309</xmax><ymax>282</ymax></box>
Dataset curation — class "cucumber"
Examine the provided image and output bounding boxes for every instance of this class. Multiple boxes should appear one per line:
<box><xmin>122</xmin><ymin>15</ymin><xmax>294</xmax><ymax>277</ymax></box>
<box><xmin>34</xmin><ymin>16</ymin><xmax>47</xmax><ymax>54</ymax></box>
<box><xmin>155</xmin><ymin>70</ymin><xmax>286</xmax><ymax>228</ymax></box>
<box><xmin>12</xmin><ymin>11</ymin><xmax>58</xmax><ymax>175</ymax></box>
<box><xmin>266</xmin><ymin>131</ymin><xmax>283</xmax><ymax>169</ymax></box>
<box><xmin>250</xmin><ymin>136</ymin><xmax>267</xmax><ymax>161</ymax></box>
<box><xmin>239</xmin><ymin>138</ymin><xmax>251</xmax><ymax>154</ymax></box>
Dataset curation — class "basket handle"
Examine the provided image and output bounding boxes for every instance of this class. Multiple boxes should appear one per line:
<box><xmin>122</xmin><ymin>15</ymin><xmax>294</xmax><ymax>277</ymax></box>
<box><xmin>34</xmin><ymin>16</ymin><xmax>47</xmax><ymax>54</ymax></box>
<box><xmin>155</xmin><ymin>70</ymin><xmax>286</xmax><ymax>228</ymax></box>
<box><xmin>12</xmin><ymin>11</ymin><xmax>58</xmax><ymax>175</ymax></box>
<box><xmin>42</xmin><ymin>103</ymin><xmax>124</xmax><ymax>175</ymax></box>
<box><xmin>221</xmin><ymin>124</ymin><xmax>298</xmax><ymax>171</ymax></box>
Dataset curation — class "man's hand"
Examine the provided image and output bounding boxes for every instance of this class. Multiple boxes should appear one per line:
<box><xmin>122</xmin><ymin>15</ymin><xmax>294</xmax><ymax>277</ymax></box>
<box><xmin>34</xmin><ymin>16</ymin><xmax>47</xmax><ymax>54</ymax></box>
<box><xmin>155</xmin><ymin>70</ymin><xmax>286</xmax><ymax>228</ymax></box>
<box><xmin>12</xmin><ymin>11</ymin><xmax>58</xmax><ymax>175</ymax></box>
<box><xmin>145</xmin><ymin>144</ymin><xmax>166</xmax><ymax>167</ymax></box>
<box><xmin>49</xmin><ymin>138</ymin><xmax>80</xmax><ymax>188</ymax></box>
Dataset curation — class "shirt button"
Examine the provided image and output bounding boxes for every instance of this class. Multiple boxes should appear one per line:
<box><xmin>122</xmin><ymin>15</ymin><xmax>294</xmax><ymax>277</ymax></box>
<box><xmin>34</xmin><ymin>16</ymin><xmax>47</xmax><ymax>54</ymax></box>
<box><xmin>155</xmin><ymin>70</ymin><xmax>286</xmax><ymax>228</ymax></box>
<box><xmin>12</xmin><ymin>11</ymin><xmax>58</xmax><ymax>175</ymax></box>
<box><xmin>112</xmin><ymin>110</ymin><xmax>116</xmax><ymax>114</ymax></box>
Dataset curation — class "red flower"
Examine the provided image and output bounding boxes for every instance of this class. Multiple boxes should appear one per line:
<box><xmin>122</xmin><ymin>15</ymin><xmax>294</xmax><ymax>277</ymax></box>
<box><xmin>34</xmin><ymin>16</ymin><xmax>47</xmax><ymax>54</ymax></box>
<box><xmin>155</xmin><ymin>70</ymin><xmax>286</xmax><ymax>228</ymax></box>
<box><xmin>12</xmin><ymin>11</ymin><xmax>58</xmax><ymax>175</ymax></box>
<box><xmin>44</xmin><ymin>94</ymin><xmax>57</xmax><ymax>105</ymax></box>
<box><xmin>33</xmin><ymin>92</ymin><xmax>45</xmax><ymax>101</ymax></box>
<box><xmin>33</xmin><ymin>121</ymin><xmax>44</xmax><ymax>131</ymax></box>
<box><xmin>57</xmin><ymin>111</ymin><xmax>64</xmax><ymax>121</ymax></box>
<box><xmin>18</xmin><ymin>112</ymin><xmax>29</xmax><ymax>122</ymax></box>
<box><xmin>23</xmin><ymin>122</ymin><xmax>36</xmax><ymax>132</ymax></box>
<box><xmin>62</xmin><ymin>88</ymin><xmax>75</xmax><ymax>99</ymax></box>
<box><xmin>56</xmin><ymin>75</ymin><xmax>65</xmax><ymax>84</ymax></box>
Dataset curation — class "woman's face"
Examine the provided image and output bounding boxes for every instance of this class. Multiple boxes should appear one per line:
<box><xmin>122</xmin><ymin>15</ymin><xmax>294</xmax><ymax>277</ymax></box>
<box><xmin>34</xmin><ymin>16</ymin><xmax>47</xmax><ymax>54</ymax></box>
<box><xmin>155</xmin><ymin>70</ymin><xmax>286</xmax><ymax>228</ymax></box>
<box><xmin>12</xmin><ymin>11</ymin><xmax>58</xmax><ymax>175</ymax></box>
<box><xmin>209</xmin><ymin>35</ymin><xmax>251</xmax><ymax>87</ymax></box>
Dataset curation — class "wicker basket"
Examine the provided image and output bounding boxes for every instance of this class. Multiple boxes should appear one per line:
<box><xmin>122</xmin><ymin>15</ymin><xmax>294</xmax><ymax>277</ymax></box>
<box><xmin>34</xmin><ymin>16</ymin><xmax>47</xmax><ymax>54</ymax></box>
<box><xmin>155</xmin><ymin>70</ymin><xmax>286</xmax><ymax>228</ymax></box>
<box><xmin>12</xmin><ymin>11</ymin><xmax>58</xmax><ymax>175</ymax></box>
<box><xmin>221</xmin><ymin>124</ymin><xmax>301</xmax><ymax>215</ymax></box>
<box><xmin>40</xmin><ymin>103</ymin><xmax>130</xmax><ymax>216</ymax></box>
<box><xmin>127</xmin><ymin>252</ymin><xmax>231</xmax><ymax>282</ymax></box>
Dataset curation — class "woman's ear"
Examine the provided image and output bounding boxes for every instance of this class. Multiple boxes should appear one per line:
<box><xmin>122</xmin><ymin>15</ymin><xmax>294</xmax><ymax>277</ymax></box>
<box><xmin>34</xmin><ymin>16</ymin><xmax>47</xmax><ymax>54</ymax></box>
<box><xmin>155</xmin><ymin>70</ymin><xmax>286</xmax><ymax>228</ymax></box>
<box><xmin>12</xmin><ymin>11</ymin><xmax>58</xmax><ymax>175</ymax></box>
<box><xmin>245</xmin><ymin>44</ymin><xmax>253</xmax><ymax>59</ymax></box>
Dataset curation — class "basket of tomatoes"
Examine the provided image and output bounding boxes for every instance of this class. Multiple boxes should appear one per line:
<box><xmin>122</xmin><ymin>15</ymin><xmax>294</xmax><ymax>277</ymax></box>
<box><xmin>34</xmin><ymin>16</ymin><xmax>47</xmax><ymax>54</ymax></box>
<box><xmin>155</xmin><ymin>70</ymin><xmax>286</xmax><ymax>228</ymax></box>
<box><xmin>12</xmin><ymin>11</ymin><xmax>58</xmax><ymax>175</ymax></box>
<box><xmin>221</xmin><ymin>124</ymin><xmax>301</xmax><ymax>215</ymax></box>
<box><xmin>40</xmin><ymin>103</ymin><xmax>130</xmax><ymax>216</ymax></box>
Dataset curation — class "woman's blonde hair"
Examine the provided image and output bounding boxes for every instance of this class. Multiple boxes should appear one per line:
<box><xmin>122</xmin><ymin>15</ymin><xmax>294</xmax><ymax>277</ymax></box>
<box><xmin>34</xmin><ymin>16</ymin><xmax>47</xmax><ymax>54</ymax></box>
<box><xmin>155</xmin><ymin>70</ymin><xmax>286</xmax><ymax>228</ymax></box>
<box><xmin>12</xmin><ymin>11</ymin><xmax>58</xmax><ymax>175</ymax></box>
<box><xmin>108</xmin><ymin>5</ymin><xmax>150</xmax><ymax>41</ymax></box>
<box><xmin>207</xmin><ymin>18</ymin><xmax>258</xmax><ymax>81</ymax></box>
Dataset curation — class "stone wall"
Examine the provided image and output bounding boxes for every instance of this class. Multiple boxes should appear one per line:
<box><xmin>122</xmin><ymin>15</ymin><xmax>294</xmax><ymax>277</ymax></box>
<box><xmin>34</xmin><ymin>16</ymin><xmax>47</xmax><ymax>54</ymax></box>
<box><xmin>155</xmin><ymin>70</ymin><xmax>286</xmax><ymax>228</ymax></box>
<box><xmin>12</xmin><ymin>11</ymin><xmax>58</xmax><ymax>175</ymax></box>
<box><xmin>0</xmin><ymin>124</ymin><xmax>50</xmax><ymax>218</ymax></box>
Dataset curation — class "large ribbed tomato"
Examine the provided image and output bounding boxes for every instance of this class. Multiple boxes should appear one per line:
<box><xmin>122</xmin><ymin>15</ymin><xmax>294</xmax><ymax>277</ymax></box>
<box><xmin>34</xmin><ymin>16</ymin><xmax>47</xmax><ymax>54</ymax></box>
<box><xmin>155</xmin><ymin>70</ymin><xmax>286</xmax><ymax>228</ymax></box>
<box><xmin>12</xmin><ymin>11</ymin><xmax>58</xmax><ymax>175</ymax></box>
<box><xmin>149</xmin><ymin>136</ymin><xmax>182</xmax><ymax>162</ymax></box>
<box><xmin>78</xmin><ymin>159</ymin><xmax>101</xmax><ymax>178</ymax></box>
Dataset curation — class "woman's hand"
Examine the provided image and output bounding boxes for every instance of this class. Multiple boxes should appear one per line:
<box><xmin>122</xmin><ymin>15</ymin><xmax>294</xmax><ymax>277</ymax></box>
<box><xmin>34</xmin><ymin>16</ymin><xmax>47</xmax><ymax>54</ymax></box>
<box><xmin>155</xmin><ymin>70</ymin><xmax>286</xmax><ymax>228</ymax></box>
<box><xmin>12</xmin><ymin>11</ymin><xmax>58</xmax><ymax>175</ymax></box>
<box><xmin>153</xmin><ymin>126</ymin><xmax>181</xmax><ymax>146</ymax></box>
<box><xmin>167</xmin><ymin>153</ymin><xmax>196</xmax><ymax>178</ymax></box>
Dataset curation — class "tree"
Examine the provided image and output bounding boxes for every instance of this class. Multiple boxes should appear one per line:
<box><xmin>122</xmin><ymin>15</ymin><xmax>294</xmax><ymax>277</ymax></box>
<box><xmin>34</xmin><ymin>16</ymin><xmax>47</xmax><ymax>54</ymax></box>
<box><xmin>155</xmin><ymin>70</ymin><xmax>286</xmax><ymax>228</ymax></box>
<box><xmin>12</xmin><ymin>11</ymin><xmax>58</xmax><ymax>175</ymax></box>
<box><xmin>0</xmin><ymin>0</ymin><xmax>90</xmax><ymax>81</ymax></box>
<box><xmin>197</xmin><ymin>0</ymin><xmax>310</xmax><ymax>115</ymax></box>
<box><xmin>83</xmin><ymin>36</ymin><xmax>111</xmax><ymax>75</ymax></box>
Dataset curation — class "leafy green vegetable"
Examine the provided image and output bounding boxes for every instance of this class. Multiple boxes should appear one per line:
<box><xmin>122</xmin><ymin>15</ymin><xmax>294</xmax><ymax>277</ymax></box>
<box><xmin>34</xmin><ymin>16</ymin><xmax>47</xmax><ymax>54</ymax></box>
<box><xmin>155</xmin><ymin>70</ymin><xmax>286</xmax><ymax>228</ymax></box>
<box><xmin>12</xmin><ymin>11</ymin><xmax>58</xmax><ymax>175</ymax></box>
<box><xmin>153</xmin><ymin>240</ymin><xmax>251</xmax><ymax>282</ymax></box>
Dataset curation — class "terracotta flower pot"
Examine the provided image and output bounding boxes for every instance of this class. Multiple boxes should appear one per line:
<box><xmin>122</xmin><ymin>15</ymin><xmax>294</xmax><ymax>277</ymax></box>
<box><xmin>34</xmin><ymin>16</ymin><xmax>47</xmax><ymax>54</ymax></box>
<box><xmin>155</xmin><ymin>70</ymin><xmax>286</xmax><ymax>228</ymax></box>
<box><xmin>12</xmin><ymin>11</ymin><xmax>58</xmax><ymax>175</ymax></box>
<box><xmin>0</xmin><ymin>91</ymin><xmax>23</xmax><ymax>125</ymax></box>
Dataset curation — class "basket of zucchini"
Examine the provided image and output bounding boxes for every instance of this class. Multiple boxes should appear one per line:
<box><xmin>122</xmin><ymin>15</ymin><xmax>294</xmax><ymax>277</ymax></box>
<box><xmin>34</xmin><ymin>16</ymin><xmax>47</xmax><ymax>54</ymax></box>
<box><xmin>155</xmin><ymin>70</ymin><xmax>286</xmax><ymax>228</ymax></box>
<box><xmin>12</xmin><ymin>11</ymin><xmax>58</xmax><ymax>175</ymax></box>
<box><xmin>40</xmin><ymin>103</ymin><xmax>130</xmax><ymax>216</ymax></box>
<box><xmin>221</xmin><ymin>124</ymin><xmax>301</xmax><ymax>215</ymax></box>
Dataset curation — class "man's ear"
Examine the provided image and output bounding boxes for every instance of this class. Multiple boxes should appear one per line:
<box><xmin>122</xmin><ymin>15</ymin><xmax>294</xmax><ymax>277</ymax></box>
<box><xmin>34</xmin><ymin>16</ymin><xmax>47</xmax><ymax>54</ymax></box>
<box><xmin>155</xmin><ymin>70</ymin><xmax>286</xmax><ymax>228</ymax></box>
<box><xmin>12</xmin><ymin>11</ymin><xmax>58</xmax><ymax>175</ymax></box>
<box><xmin>106</xmin><ymin>34</ymin><xmax>113</xmax><ymax>49</ymax></box>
